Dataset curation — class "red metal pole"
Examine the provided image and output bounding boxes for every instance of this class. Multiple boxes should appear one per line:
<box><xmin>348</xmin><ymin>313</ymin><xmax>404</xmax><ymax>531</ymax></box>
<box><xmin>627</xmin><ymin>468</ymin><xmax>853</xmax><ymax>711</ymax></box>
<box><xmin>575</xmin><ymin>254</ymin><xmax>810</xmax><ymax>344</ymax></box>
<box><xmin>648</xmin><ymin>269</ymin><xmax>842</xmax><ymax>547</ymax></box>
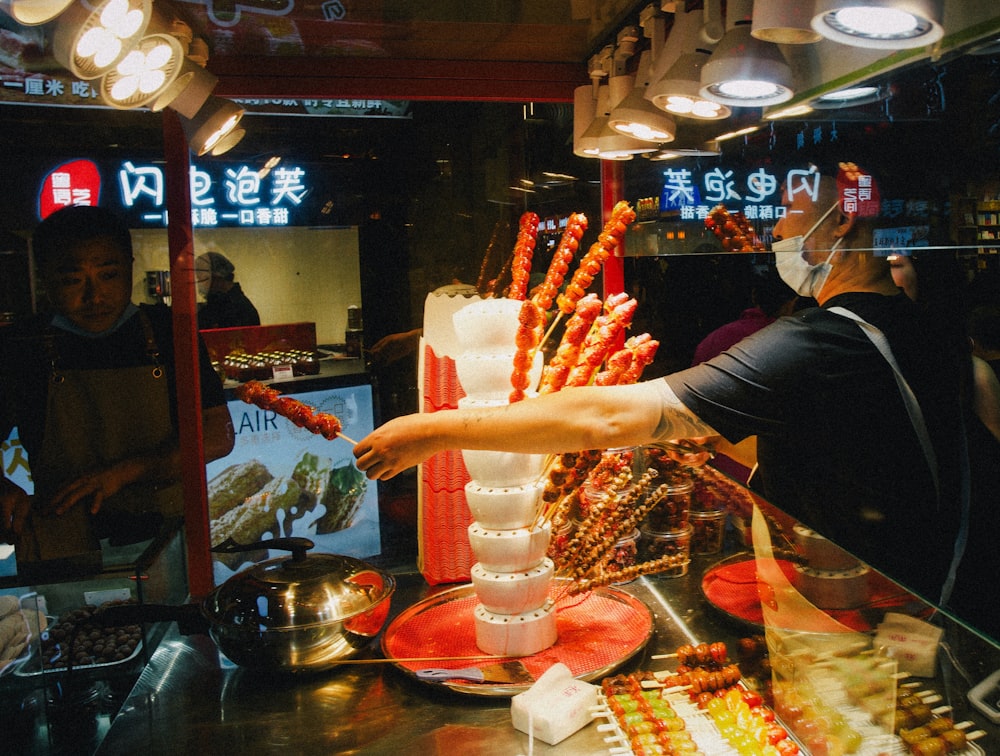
<box><xmin>601</xmin><ymin>159</ymin><xmax>625</xmax><ymax>298</ymax></box>
<box><xmin>162</xmin><ymin>110</ymin><xmax>213</xmax><ymax>598</ymax></box>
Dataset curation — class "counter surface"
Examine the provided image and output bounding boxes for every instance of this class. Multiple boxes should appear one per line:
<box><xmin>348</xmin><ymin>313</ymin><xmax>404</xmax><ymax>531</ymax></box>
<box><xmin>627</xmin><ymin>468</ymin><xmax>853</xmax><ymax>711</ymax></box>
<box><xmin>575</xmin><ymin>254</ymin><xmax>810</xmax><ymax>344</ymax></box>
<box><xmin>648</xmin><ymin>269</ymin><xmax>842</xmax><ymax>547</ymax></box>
<box><xmin>97</xmin><ymin>563</ymin><xmax>1000</xmax><ymax>756</ymax></box>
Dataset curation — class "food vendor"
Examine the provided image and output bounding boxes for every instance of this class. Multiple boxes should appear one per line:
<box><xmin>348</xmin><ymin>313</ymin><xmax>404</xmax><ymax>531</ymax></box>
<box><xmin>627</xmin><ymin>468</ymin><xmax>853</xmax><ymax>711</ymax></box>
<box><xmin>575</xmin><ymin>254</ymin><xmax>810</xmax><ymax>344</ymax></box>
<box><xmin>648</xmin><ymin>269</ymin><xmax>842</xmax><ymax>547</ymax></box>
<box><xmin>0</xmin><ymin>205</ymin><xmax>235</xmax><ymax>578</ymax></box>
<box><xmin>195</xmin><ymin>251</ymin><xmax>261</xmax><ymax>329</ymax></box>
<box><xmin>353</xmin><ymin>164</ymin><xmax>968</xmax><ymax>607</ymax></box>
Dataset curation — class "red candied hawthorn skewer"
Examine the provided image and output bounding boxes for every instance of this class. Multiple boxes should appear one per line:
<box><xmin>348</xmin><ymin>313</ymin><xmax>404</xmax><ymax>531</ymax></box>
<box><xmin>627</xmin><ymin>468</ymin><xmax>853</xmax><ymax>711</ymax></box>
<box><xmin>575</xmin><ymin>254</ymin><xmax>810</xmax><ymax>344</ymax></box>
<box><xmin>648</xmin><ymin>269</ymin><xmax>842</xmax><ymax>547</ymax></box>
<box><xmin>532</xmin><ymin>212</ymin><xmax>588</xmax><ymax>312</ymax></box>
<box><xmin>538</xmin><ymin>293</ymin><xmax>602</xmax><ymax>395</ymax></box>
<box><xmin>507</xmin><ymin>211</ymin><xmax>540</xmax><ymax>301</ymax></box>
<box><xmin>236</xmin><ymin>380</ymin><xmax>356</xmax><ymax>444</ymax></box>
<box><xmin>555</xmin><ymin>200</ymin><xmax>636</xmax><ymax>316</ymax></box>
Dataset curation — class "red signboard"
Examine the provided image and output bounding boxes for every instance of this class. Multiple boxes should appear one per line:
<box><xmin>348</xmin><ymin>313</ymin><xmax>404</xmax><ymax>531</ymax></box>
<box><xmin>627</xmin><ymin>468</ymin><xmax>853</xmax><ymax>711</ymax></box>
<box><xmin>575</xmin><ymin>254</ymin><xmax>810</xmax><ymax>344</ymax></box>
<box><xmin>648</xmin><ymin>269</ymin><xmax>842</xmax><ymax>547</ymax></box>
<box><xmin>38</xmin><ymin>159</ymin><xmax>102</xmax><ymax>219</ymax></box>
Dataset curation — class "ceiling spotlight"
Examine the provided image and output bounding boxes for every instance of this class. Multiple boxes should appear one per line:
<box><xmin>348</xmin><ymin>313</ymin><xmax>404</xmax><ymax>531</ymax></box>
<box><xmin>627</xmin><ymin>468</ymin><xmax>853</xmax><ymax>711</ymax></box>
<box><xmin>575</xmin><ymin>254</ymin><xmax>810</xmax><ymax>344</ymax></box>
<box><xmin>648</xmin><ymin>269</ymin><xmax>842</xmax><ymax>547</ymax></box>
<box><xmin>700</xmin><ymin>0</ymin><xmax>795</xmax><ymax>107</ymax></box>
<box><xmin>812</xmin><ymin>83</ymin><xmax>890</xmax><ymax>108</ymax></box>
<box><xmin>150</xmin><ymin>60</ymin><xmax>218</xmax><ymax>117</ymax></box>
<box><xmin>5</xmin><ymin>0</ymin><xmax>75</xmax><ymax>25</ymax></box>
<box><xmin>573</xmin><ymin>83</ymin><xmax>599</xmax><ymax>158</ymax></box>
<box><xmin>99</xmin><ymin>33</ymin><xmax>184</xmax><ymax>109</ymax></box>
<box><xmin>811</xmin><ymin>0</ymin><xmax>944</xmax><ymax>49</ymax></box>
<box><xmin>608</xmin><ymin>51</ymin><xmax>676</xmax><ymax>142</ymax></box>
<box><xmin>751</xmin><ymin>0</ymin><xmax>823</xmax><ymax>44</ymax></box>
<box><xmin>52</xmin><ymin>0</ymin><xmax>152</xmax><ymax>80</ymax></box>
<box><xmin>180</xmin><ymin>95</ymin><xmax>245</xmax><ymax>156</ymax></box>
<box><xmin>580</xmin><ymin>82</ymin><xmax>655</xmax><ymax>161</ymax></box>
<box><xmin>646</xmin><ymin>5</ymin><xmax>731</xmax><ymax>121</ymax></box>
<box><xmin>209</xmin><ymin>127</ymin><xmax>246</xmax><ymax>157</ymax></box>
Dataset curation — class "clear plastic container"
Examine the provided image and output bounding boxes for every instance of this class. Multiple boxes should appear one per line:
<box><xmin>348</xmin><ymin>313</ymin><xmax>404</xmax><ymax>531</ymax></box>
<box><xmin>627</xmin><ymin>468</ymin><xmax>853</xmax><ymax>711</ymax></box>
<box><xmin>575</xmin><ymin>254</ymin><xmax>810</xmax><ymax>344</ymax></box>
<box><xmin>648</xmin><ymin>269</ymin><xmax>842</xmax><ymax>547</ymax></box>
<box><xmin>605</xmin><ymin>528</ymin><xmax>640</xmax><ymax>584</ymax></box>
<box><xmin>643</xmin><ymin>481</ymin><xmax>693</xmax><ymax>531</ymax></box>
<box><xmin>690</xmin><ymin>508</ymin><xmax>727</xmax><ymax>555</ymax></box>
<box><xmin>639</xmin><ymin>524</ymin><xmax>692</xmax><ymax>578</ymax></box>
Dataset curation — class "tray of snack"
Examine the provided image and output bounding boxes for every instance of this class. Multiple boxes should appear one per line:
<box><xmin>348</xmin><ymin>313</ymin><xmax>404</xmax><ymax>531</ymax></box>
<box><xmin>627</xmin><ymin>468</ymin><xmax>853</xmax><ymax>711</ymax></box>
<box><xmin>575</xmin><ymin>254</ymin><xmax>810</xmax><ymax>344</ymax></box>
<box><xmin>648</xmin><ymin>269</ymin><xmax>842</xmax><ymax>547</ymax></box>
<box><xmin>14</xmin><ymin>601</ymin><xmax>143</xmax><ymax>677</ymax></box>
<box><xmin>591</xmin><ymin>638</ymin><xmax>986</xmax><ymax>756</ymax></box>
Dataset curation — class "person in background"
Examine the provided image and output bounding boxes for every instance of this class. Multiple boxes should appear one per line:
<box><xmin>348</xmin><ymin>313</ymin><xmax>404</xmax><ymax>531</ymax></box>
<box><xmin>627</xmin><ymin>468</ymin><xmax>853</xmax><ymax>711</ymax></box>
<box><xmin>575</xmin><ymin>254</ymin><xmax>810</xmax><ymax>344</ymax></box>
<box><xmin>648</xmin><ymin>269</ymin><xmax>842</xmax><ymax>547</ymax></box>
<box><xmin>1</xmin><ymin>206</ymin><xmax>235</xmax><ymax>579</ymax></box>
<box><xmin>691</xmin><ymin>267</ymin><xmax>798</xmax><ymax>366</ymax></box>
<box><xmin>968</xmin><ymin>303</ymin><xmax>1000</xmax><ymax>376</ymax></box>
<box><xmin>353</xmin><ymin>166</ymin><xmax>968</xmax><ymax>607</ymax></box>
<box><xmin>891</xmin><ymin>251</ymin><xmax>1000</xmax><ymax>640</ymax></box>
<box><xmin>196</xmin><ymin>251</ymin><xmax>261</xmax><ymax>329</ymax></box>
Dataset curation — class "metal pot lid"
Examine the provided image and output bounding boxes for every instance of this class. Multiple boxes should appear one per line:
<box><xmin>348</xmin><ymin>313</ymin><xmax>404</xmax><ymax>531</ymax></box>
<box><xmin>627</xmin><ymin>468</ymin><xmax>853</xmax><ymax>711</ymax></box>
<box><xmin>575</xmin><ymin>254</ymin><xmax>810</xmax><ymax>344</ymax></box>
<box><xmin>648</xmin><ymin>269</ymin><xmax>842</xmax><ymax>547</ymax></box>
<box><xmin>205</xmin><ymin>538</ymin><xmax>394</xmax><ymax>631</ymax></box>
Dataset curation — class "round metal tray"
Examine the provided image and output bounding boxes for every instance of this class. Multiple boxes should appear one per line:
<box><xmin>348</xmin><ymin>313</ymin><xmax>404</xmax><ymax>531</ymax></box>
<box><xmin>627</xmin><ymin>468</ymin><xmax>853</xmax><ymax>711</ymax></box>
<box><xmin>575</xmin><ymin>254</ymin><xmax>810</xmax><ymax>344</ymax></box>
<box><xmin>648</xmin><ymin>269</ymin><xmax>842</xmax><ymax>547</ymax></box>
<box><xmin>381</xmin><ymin>581</ymin><xmax>654</xmax><ymax>697</ymax></box>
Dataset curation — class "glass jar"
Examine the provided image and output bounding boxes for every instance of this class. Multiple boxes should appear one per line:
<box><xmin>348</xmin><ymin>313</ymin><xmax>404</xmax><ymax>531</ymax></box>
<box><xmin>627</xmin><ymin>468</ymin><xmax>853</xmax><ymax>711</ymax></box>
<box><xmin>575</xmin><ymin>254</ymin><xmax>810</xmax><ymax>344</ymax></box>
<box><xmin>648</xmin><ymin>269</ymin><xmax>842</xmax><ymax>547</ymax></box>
<box><xmin>639</xmin><ymin>524</ymin><xmax>692</xmax><ymax>578</ymax></box>
<box><xmin>643</xmin><ymin>481</ymin><xmax>693</xmax><ymax>531</ymax></box>
<box><xmin>690</xmin><ymin>508</ymin><xmax>727</xmax><ymax>555</ymax></box>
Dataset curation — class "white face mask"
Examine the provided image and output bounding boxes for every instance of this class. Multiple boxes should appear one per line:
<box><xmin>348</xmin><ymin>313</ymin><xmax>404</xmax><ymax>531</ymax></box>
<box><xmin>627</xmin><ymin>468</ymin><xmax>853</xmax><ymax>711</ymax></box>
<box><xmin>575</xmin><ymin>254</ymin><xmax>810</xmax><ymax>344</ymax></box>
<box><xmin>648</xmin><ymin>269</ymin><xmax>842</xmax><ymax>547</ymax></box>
<box><xmin>773</xmin><ymin>201</ymin><xmax>842</xmax><ymax>299</ymax></box>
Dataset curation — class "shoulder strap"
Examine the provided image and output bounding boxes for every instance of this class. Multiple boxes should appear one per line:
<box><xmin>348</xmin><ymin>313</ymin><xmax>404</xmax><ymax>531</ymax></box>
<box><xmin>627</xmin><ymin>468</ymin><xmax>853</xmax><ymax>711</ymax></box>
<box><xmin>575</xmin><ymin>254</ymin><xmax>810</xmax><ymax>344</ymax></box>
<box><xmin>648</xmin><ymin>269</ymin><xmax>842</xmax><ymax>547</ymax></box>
<box><xmin>827</xmin><ymin>305</ymin><xmax>940</xmax><ymax>502</ymax></box>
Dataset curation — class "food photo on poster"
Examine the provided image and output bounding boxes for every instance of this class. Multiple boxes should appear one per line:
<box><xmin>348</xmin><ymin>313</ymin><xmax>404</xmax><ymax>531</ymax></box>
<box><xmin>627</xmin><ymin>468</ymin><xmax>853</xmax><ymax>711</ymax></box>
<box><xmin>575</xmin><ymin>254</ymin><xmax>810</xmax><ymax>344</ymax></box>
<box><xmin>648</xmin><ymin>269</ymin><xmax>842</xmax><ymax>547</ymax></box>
<box><xmin>207</xmin><ymin>383</ymin><xmax>380</xmax><ymax>584</ymax></box>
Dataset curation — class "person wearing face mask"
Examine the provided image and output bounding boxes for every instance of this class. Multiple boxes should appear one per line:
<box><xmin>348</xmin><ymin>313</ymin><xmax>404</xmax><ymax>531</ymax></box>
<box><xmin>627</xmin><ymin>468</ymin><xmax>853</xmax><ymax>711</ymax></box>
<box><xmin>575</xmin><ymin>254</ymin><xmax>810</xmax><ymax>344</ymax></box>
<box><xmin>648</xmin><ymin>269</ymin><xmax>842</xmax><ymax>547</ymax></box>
<box><xmin>351</xmin><ymin>165</ymin><xmax>968</xmax><ymax>607</ymax></box>
<box><xmin>1</xmin><ymin>205</ymin><xmax>235</xmax><ymax>579</ymax></box>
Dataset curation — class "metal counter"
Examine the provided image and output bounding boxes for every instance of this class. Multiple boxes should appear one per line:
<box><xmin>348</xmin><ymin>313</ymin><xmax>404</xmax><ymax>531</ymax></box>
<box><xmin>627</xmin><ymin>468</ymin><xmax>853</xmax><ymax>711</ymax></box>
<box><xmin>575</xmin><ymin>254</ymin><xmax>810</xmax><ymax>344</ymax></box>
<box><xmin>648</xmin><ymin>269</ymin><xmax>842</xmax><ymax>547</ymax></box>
<box><xmin>97</xmin><ymin>564</ymin><xmax>1000</xmax><ymax>756</ymax></box>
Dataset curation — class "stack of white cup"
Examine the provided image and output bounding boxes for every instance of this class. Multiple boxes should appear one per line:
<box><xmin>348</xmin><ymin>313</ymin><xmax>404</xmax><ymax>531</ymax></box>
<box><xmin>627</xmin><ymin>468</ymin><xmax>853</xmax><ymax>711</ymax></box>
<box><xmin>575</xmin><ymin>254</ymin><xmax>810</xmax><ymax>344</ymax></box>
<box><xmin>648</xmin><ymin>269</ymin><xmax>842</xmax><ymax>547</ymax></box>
<box><xmin>452</xmin><ymin>298</ymin><xmax>558</xmax><ymax>656</ymax></box>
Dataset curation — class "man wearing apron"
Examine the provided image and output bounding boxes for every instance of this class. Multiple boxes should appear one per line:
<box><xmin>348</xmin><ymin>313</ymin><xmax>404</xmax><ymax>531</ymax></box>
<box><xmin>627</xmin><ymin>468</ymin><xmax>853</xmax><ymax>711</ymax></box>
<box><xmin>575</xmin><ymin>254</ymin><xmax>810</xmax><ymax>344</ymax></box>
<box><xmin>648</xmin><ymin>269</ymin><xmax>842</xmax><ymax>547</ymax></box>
<box><xmin>1</xmin><ymin>205</ymin><xmax>234</xmax><ymax>579</ymax></box>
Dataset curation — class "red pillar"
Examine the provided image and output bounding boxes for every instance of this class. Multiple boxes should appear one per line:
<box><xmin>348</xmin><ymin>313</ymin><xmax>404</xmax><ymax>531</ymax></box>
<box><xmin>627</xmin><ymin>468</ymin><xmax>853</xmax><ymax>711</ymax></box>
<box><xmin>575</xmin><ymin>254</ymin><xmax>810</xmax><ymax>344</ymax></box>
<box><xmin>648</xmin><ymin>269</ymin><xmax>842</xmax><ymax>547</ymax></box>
<box><xmin>162</xmin><ymin>111</ymin><xmax>213</xmax><ymax>599</ymax></box>
<box><xmin>601</xmin><ymin>159</ymin><xmax>625</xmax><ymax>298</ymax></box>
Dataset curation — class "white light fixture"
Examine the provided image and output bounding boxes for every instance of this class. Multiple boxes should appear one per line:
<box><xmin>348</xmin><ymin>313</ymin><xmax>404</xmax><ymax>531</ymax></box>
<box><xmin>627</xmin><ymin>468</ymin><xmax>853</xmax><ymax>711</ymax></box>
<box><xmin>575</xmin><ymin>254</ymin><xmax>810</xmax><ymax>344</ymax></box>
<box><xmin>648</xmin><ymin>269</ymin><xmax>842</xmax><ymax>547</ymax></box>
<box><xmin>4</xmin><ymin>0</ymin><xmax>74</xmax><ymax>25</ymax></box>
<box><xmin>573</xmin><ymin>83</ymin><xmax>599</xmax><ymax>158</ymax></box>
<box><xmin>608</xmin><ymin>51</ymin><xmax>676</xmax><ymax>142</ymax></box>
<box><xmin>646</xmin><ymin>4</ymin><xmax>731</xmax><ymax>121</ymax></box>
<box><xmin>579</xmin><ymin>83</ymin><xmax>654</xmax><ymax>161</ymax></box>
<box><xmin>700</xmin><ymin>0</ymin><xmax>795</xmax><ymax>107</ymax></box>
<box><xmin>208</xmin><ymin>127</ymin><xmax>245</xmax><ymax>157</ymax></box>
<box><xmin>180</xmin><ymin>95</ymin><xmax>245</xmax><ymax>156</ymax></box>
<box><xmin>150</xmin><ymin>60</ymin><xmax>218</xmax><ymax>116</ymax></box>
<box><xmin>811</xmin><ymin>0</ymin><xmax>944</xmax><ymax>49</ymax></box>
<box><xmin>51</xmin><ymin>0</ymin><xmax>152</xmax><ymax>80</ymax></box>
<box><xmin>752</xmin><ymin>0</ymin><xmax>823</xmax><ymax>44</ymax></box>
<box><xmin>98</xmin><ymin>33</ymin><xmax>184</xmax><ymax>109</ymax></box>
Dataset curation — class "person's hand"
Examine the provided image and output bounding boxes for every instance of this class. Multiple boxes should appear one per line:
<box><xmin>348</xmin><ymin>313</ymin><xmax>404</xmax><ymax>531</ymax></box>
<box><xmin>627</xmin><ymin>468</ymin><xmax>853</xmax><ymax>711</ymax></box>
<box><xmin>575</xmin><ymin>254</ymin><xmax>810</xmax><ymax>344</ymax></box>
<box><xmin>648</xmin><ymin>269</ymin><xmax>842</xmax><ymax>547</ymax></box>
<box><xmin>368</xmin><ymin>329</ymin><xmax>421</xmax><ymax>368</ymax></box>
<box><xmin>43</xmin><ymin>465</ymin><xmax>130</xmax><ymax>517</ymax></box>
<box><xmin>1</xmin><ymin>477</ymin><xmax>31</xmax><ymax>542</ymax></box>
<box><xmin>353</xmin><ymin>414</ymin><xmax>436</xmax><ymax>480</ymax></box>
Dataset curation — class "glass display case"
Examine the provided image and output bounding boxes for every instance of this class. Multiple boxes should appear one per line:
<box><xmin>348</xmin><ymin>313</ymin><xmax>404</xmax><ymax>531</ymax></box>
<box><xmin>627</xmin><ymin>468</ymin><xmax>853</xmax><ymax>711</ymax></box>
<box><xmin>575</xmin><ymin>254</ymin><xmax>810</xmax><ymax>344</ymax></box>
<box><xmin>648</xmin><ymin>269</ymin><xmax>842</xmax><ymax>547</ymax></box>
<box><xmin>0</xmin><ymin>520</ymin><xmax>188</xmax><ymax>755</ymax></box>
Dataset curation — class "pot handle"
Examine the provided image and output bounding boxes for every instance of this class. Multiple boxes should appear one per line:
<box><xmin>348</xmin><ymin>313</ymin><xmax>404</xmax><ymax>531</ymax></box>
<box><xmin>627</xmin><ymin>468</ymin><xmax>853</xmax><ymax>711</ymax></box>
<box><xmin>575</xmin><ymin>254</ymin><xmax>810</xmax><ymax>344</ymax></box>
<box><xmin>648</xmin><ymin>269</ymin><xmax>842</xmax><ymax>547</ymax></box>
<box><xmin>95</xmin><ymin>602</ymin><xmax>210</xmax><ymax>636</ymax></box>
<box><xmin>212</xmin><ymin>536</ymin><xmax>314</xmax><ymax>562</ymax></box>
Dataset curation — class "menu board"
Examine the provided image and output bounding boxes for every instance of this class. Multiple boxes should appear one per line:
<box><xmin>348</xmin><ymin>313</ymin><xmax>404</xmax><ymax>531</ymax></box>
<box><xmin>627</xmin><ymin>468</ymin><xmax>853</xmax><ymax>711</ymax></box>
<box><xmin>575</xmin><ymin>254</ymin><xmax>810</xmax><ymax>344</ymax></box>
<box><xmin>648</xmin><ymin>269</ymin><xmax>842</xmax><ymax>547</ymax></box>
<box><xmin>206</xmin><ymin>382</ymin><xmax>380</xmax><ymax>584</ymax></box>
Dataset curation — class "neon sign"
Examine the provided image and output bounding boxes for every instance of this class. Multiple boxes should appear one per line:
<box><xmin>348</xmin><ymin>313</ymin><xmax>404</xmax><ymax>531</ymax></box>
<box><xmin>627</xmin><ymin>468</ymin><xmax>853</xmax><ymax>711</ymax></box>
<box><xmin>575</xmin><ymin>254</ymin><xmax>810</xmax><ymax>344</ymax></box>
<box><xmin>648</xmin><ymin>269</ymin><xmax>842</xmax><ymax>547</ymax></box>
<box><xmin>120</xmin><ymin>161</ymin><xmax>308</xmax><ymax>226</ymax></box>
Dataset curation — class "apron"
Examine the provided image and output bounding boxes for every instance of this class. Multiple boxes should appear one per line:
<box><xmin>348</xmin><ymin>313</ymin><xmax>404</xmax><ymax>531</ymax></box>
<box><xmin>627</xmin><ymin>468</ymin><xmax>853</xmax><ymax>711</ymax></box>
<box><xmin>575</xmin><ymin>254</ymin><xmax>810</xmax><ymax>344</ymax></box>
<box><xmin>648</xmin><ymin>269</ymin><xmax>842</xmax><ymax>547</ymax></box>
<box><xmin>16</xmin><ymin>311</ymin><xmax>181</xmax><ymax>569</ymax></box>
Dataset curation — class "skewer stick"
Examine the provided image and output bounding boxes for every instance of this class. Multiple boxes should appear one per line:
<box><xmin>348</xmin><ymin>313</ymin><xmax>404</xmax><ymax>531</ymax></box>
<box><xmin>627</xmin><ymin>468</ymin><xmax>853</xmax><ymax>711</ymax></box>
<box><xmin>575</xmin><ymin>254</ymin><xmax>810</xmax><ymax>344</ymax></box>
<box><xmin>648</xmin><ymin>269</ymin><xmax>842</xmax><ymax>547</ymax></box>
<box><xmin>538</xmin><ymin>310</ymin><xmax>565</xmax><ymax>355</ymax></box>
<box><xmin>338</xmin><ymin>432</ymin><xmax>358</xmax><ymax>446</ymax></box>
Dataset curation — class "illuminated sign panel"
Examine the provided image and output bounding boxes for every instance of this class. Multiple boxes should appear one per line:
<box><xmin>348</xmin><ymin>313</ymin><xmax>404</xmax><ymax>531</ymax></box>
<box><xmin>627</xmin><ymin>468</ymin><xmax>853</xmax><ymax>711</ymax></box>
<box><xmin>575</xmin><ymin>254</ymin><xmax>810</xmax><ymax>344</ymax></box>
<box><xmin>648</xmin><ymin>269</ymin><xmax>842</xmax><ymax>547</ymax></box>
<box><xmin>38</xmin><ymin>158</ymin><xmax>312</xmax><ymax>227</ymax></box>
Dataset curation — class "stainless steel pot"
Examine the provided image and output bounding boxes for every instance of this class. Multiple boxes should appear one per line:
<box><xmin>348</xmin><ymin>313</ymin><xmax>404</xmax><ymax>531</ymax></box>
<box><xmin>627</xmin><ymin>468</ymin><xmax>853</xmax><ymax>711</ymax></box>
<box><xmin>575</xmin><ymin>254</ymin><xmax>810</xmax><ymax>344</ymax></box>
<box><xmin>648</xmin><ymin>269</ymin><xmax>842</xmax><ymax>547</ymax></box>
<box><xmin>99</xmin><ymin>537</ymin><xmax>395</xmax><ymax>674</ymax></box>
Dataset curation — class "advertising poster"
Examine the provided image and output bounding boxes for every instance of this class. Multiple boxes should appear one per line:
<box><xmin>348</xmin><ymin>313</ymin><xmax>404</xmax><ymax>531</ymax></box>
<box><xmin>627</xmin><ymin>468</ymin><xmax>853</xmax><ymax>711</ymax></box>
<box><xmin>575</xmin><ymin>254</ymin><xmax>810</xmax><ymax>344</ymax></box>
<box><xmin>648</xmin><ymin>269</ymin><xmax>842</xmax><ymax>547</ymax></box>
<box><xmin>206</xmin><ymin>382</ymin><xmax>380</xmax><ymax>584</ymax></box>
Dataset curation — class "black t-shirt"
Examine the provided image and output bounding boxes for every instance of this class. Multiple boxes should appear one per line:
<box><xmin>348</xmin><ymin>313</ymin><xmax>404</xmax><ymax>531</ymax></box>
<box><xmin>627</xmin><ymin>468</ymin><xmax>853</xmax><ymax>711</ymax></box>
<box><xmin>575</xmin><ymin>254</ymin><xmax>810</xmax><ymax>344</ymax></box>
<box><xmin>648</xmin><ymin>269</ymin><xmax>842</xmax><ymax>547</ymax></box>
<box><xmin>664</xmin><ymin>291</ymin><xmax>966</xmax><ymax>602</ymax></box>
<box><xmin>1</xmin><ymin>303</ymin><xmax>226</xmax><ymax>464</ymax></box>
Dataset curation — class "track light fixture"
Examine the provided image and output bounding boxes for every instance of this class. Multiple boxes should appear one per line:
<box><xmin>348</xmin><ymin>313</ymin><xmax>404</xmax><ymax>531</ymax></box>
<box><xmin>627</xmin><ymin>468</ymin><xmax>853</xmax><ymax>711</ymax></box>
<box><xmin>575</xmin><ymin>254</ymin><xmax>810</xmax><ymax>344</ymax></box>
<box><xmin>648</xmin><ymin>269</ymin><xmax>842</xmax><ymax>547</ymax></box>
<box><xmin>811</xmin><ymin>0</ymin><xmax>944</xmax><ymax>50</ymax></box>
<box><xmin>51</xmin><ymin>0</ymin><xmax>152</xmax><ymax>80</ymax></box>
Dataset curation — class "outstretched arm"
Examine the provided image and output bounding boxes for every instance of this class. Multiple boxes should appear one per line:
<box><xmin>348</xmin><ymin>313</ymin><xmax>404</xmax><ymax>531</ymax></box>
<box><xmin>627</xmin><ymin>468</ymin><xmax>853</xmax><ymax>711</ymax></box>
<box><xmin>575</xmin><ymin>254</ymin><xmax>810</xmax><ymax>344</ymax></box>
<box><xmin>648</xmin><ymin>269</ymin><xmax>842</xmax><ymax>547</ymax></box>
<box><xmin>353</xmin><ymin>379</ymin><xmax>718</xmax><ymax>480</ymax></box>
